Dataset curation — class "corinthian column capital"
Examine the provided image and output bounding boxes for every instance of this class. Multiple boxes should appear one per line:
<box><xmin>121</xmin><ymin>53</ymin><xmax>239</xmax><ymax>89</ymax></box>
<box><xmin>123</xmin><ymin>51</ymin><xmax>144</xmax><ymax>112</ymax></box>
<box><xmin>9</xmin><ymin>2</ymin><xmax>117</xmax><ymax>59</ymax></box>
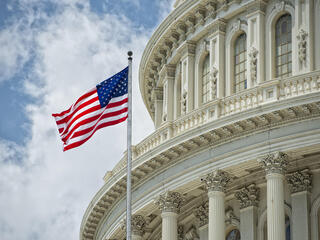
<box><xmin>287</xmin><ymin>169</ymin><xmax>312</xmax><ymax>194</ymax></box>
<box><xmin>235</xmin><ymin>183</ymin><xmax>260</xmax><ymax>209</ymax></box>
<box><xmin>194</xmin><ymin>202</ymin><xmax>209</xmax><ymax>227</ymax></box>
<box><xmin>201</xmin><ymin>170</ymin><xmax>232</xmax><ymax>192</ymax></box>
<box><xmin>258</xmin><ymin>151</ymin><xmax>289</xmax><ymax>175</ymax></box>
<box><xmin>131</xmin><ymin>215</ymin><xmax>146</xmax><ymax>237</ymax></box>
<box><xmin>155</xmin><ymin>191</ymin><xmax>184</xmax><ymax>213</ymax></box>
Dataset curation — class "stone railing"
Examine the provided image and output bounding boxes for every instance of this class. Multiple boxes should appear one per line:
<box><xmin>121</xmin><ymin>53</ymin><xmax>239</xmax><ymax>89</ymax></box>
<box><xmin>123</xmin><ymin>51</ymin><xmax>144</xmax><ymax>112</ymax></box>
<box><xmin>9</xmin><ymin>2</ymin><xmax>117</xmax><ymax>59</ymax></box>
<box><xmin>107</xmin><ymin>71</ymin><xmax>320</xmax><ymax>181</ymax></box>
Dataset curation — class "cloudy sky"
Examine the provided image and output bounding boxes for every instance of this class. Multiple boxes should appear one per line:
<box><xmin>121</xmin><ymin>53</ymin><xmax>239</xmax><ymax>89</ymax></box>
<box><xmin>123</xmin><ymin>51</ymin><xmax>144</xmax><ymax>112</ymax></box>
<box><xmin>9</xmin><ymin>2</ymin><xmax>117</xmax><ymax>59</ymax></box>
<box><xmin>0</xmin><ymin>0</ymin><xmax>173</xmax><ymax>239</ymax></box>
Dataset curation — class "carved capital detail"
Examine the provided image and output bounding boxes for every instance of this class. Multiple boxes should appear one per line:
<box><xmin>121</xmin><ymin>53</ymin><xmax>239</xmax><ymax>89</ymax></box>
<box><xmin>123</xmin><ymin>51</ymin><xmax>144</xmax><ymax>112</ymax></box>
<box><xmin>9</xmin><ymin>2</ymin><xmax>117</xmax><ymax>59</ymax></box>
<box><xmin>131</xmin><ymin>215</ymin><xmax>146</xmax><ymax>236</ymax></box>
<box><xmin>258</xmin><ymin>151</ymin><xmax>289</xmax><ymax>175</ymax></box>
<box><xmin>155</xmin><ymin>191</ymin><xmax>184</xmax><ymax>213</ymax></box>
<box><xmin>235</xmin><ymin>184</ymin><xmax>260</xmax><ymax>209</ymax></box>
<box><xmin>194</xmin><ymin>202</ymin><xmax>209</xmax><ymax>227</ymax></box>
<box><xmin>287</xmin><ymin>169</ymin><xmax>312</xmax><ymax>193</ymax></box>
<box><xmin>201</xmin><ymin>170</ymin><xmax>232</xmax><ymax>192</ymax></box>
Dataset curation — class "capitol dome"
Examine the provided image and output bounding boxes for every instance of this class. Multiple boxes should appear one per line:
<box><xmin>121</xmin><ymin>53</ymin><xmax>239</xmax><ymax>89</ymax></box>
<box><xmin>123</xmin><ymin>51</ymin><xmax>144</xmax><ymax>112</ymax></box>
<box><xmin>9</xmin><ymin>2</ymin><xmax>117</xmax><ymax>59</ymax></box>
<box><xmin>81</xmin><ymin>0</ymin><xmax>320</xmax><ymax>240</ymax></box>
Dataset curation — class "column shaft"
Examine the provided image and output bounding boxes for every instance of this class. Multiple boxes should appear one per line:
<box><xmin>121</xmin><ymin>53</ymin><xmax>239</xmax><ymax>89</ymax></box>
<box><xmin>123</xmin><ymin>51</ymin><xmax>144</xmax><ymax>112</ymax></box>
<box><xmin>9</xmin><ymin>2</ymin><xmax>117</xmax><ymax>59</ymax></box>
<box><xmin>266</xmin><ymin>173</ymin><xmax>286</xmax><ymax>240</ymax></box>
<box><xmin>208</xmin><ymin>191</ymin><xmax>225</xmax><ymax>240</ymax></box>
<box><xmin>161</xmin><ymin>212</ymin><xmax>178</xmax><ymax>240</ymax></box>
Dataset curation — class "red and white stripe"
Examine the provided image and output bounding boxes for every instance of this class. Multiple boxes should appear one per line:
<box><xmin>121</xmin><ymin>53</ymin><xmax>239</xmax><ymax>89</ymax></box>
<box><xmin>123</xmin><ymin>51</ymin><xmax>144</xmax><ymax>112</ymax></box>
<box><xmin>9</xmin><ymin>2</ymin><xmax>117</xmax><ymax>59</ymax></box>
<box><xmin>52</xmin><ymin>88</ymin><xmax>128</xmax><ymax>151</ymax></box>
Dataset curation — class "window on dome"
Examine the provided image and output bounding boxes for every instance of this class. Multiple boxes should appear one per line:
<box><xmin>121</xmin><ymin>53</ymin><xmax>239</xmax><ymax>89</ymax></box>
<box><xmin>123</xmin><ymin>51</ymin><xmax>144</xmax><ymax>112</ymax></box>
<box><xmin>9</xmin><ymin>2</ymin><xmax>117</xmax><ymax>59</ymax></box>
<box><xmin>226</xmin><ymin>229</ymin><xmax>240</xmax><ymax>240</ymax></box>
<box><xmin>202</xmin><ymin>54</ymin><xmax>210</xmax><ymax>104</ymax></box>
<box><xmin>234</xmin><ymin>33</ymin><xmax>247</xmax><ymax>93</ymax></box>
<box><xmin>275</xmin><ymin>14</ymin><xmax>292</xmax><ymax>78</ymax></box>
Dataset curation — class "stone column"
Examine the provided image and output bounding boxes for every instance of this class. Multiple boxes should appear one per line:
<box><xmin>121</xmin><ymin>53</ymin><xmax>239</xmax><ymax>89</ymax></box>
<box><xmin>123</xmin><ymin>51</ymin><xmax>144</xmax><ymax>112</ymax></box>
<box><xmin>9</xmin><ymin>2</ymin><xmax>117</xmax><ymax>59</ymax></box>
<box><xmin>160</xmin><ymin>64</ymin><xmax>176</xmax><ymax>123</ymax></box>
<box><xmin>258</xmin><ymin>152</ymin><xmax>288</xmax><ymax>240</ymax></box>
<box><xmin>155</xmin><ymin>191</ymin><xmax>184</xmax><ymax>240</ymax></box>
<box><xmin>235</xmin><ymin>184</ymin><xmax>260</xmax><ymax>240</ymax></box>
<box><xmin>201</xmin><ymin>170</ymin><xmax>231</xmax><ymax>240</ymax></box>
<box><xmin>131</xmin><ymin>215</ymin><xmax>146</xmax><ymax>240</ymax></box>
<box><xmin>151</xmin><ymin>87</ymin><xmax>163</xmax><ymax>128</ymax></box>
<box><xmin>287</xmin><ymin>169</ymin><xmax>312</xmax><ymax>240</ymax></box>
<box><xmin>194</xmin><ymin>202</ymin><xmax>209</xmax><ymax>240</ymax></box>
<box><xmin>208</xmin><ymin>19</ymin><xmax>226</xmax><ymax>99</ymax></box>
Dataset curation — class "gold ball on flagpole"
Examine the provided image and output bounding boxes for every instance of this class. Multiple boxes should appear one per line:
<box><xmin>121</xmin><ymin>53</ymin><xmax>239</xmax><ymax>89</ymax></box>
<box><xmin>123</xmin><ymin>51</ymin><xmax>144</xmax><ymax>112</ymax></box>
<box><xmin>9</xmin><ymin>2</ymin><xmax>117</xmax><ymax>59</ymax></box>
<box><xmin>128</xmin><ymin>51</ymin><xmax>133</xmax><ymax>60</ymax></box>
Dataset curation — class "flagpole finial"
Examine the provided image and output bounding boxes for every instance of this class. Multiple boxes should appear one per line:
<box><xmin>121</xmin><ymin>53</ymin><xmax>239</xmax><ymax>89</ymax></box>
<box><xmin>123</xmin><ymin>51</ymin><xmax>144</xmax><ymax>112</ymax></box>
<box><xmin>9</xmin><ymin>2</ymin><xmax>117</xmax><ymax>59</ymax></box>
<box><xmin>128</xmin><ymin>51</ymin><xmax>133</xmax><ymax>60</ymax></box>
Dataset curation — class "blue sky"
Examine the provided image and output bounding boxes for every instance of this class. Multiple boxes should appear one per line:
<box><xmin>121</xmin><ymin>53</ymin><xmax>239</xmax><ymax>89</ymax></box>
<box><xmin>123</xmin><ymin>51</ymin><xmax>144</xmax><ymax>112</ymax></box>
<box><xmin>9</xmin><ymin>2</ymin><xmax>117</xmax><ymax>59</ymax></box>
<box><xmin>0</xmin><ymin>0</ymin><xmax>173</xmax><ymax>239</ymax></box>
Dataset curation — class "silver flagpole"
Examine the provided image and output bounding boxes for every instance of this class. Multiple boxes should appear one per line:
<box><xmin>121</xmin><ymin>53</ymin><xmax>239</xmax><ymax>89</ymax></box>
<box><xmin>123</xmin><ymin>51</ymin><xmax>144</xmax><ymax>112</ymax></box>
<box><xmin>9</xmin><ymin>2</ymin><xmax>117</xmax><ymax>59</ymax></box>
<box><xmin>126</xmin><ymin>51</ymin><xmax>133</xmax><ymax>240</ymax></box>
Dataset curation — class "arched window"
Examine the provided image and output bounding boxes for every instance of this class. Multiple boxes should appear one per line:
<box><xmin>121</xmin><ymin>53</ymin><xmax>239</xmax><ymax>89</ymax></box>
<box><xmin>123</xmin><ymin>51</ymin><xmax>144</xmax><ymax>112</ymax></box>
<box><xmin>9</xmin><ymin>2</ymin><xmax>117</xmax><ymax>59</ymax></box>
<box><xmin>234</xmin><ymin>33</ymin><xmax>247</xmax><ymax>93</ymax></box>
<box><xmin>275</xmin><ymin>14</ymin><xmax>292</xmax><ymax>78</ymax></box>
<box><xmin>226</xmin><ymin>229</ymin><xmax>240</xmax><ymax>240</ymax></box>
<box><xmin>202</xmin><ymin>54</ymin><xmax>210</xmax><ymax>104</ymax></box>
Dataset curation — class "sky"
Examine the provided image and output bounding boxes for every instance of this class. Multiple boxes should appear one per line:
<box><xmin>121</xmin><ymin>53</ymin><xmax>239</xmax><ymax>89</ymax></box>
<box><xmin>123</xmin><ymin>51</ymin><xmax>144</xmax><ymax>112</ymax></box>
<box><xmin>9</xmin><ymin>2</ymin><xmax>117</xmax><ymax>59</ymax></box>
<box><xmin>0</xmin><ymin>0</ymin><xmax>174</xmax><ymax>239</ymax></box>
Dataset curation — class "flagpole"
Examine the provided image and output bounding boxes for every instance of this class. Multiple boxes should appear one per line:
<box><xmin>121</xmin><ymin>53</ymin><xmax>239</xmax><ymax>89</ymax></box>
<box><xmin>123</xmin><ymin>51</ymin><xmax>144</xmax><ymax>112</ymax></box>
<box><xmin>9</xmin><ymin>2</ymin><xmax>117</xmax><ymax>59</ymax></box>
<box><xmin>126</xmin><ymin>51</ymin><xmax>133</xmax><ymax>240</ymax></box>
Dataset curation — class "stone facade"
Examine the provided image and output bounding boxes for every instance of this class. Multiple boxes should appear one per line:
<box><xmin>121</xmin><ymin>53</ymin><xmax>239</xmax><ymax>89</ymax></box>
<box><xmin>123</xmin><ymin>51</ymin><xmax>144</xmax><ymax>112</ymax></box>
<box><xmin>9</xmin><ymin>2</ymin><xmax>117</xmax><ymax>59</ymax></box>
<box><xmin>81</xmin><ymin>0</ymin><xmax>320</xmax><ymax>240</ymax></box>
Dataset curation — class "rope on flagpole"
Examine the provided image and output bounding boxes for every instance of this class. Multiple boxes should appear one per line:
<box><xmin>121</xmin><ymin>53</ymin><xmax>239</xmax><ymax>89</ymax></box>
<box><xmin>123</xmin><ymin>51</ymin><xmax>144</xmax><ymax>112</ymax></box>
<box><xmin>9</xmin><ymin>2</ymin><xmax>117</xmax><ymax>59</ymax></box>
<box><xmin>126</xmin><ymin>51</ymin><xmax>133</xmax><ymax>240</ymax></box>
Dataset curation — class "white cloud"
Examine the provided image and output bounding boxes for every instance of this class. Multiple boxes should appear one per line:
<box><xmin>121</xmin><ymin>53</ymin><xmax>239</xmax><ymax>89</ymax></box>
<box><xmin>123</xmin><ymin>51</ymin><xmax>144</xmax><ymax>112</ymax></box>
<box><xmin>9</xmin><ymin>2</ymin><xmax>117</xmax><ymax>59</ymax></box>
<box><xmin>0</xmin><ymin>0</ymin><xmax>175</xmax><ymax>239</ymax></box>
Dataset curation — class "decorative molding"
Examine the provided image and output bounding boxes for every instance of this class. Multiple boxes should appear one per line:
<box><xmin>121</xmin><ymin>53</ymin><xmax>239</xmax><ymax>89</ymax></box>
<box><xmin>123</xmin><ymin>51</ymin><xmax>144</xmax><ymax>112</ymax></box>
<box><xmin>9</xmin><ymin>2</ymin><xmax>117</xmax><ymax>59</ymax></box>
<box><xmin>225</xmin><ymin>207</ymin><xmax>240</xmax><ymax>225</ymax></box>
<box><xmin>249</xmin><ymin>47</ymin><xmax>258</xmax><ymax>86</ymax></box>
<box><xmin>185</xmin><ymin>225</ymin><xmax>199</xmax><ymax>240</ymax></box>
<box><xmin>131</xmin><ymin>215</ymin><xmax>146</xmax><ymax>236</ymax></box>
<box><xmin>151</xmin><ymin>87</ymin><xmax>163</xmax><ymax>102</ymax></box>
<box><xmin>181</xmin><ymin>91</ymin><xmax>187</xmax><ymax>114</ymax></box>
<box><xmin>258</xmin><ymin>151</ymin><xmax>289</xmax><ymax>175</ymax></box>
<box><xmin>210</xmin><ymin>66</ymin><xmax>218</xmax><ymax>99</ymax></box>
<box><xmin>287</xmin><ymin>169</ymin><xmax>312</xmax><ymax>193</ymax></box>
<box><xmin>194</xmin><ymin>202</ymin><xmax>209</xmax><ymax>227</ymax></box>
<box><xmin>297</xmin><ymin>29</ymin><xmax>308</xmax><ymax>64</ymax></box>
<box><xmin>275</xmin><ymin>1</ymin><xmax>286</xmax><ymax>12</ymax></box>
<box><xmin>201</xmin><ymin>170</ymin><xmax>232</xmax><ymax>192</ymax></box>
<box><xmin>178</xmin><ymin>225</ymin><xmax>184</xmax><ymax>240</ymax></box>
<box><xmin>155</xmin><ymin>191</ymin><xmax>184</xmax><ymax>213</ymax></box>
<box><xmin>235</xmin><ymin>183</ymin><xmax>260</xmax><ymax>209</ymax></box>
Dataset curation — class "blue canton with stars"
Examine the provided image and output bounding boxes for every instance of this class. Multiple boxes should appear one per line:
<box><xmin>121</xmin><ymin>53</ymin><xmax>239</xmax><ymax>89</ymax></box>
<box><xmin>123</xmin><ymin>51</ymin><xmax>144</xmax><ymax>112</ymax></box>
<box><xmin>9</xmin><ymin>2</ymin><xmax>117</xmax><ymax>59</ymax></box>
<box><xmin>96</xmin><ymin>67</ymin><xmax>128</xmax><ymax>108</ymax></box>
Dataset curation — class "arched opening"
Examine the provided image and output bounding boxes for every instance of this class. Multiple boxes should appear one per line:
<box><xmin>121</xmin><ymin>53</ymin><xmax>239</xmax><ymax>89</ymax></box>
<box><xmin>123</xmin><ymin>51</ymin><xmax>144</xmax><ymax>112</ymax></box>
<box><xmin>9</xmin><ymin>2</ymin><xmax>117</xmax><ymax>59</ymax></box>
<box><xmin>226</xmin><ymin>229</ymin><xmax>240</xmax><ymax>240</ymax></box>
<box><xmin>275</xmin><ymin>14</ymin><xmax>292</xmax><ymax>78</ymax></box>
<box><xmin>234</xmin><ymin>33</ymin><xmax>247</xmax><ymax>93</ymax></box>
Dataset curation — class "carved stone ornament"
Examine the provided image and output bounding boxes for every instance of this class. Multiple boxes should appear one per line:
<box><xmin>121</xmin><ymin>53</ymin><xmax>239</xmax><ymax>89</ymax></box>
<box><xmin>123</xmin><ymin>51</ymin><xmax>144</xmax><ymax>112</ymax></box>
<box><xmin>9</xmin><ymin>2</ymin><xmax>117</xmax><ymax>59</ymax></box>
<box><xmin>155</xmin><ymin>191</ymin><xmax>184</xmax><ymax>213</ymax></box>
<box><xmin>297</xmin><ymin>29</ymin><xmax>308</xmax><ymax>64</ymax></box>
<box><xmin>225</xmin><ymin>207</ymin><xmax>239</xmax><ymax>225</ymax></box>
<box><xmin>194</xmin><ymin>202</ymin><xmax>209</xmax><ymax>227</ymax></box>
<box><xmin>185</xmin><ymin>226</ymin><xmax>200</xmax><ymax>240</ymax></box>
<box><xmin>249</xmin><ymin>47</ymin><xmax>258</xmax><ymax>85</ymax></box>
<box><xmin>235</xmin><ymin>183</ymin><xmax>260</xmax><ymax>209</ymax></box>
<box><xmin>181</xmin><ymin>91</ymin><xmax>187</xmax><ymax>113</ymax></box>
<box><xmin>232</xmin><ymin>19</ymin><xmax>241</xmax><ymax>32</ymax></box>
<box><xmin>210</xmin><ymin>67</ymin><xmax>218</xmax><ymax>99</ymax></box>
<box><xmin>201</xmin><ymin>170</ymin><xmax>232</xmax><ymax>192</ymax></box>
<box><xmin>178</xmin><ymin>225</ymin><xmax>184</xmax><ymax>240</ymax></box>
<box><xmin>258</xmin><ymin>151</ymin><xmax>289</xmax><ymax>175</ymax></box>
<box><xmin>275</xmin><ymin>1</ymin><xmax>285</xmax><ymax>12</ymax></box>
<box><xmin>131</xmin><ymin>215</ymin><xmax>146</xmax><ymax>236</ymax></box>
<box><xmin>287</xmin><ymin>169</ymin><xmax>312</xmax><ymax>193</ymax></box>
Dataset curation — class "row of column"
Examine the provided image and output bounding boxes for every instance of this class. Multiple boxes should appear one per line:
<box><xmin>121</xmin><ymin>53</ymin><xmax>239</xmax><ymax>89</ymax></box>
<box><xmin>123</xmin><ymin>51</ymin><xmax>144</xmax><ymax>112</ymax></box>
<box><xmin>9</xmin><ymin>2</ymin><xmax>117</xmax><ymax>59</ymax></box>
<box><xmin>129</xmin><ymin>152</ymin><xmax>312</xmax><ymax>240</ymax></box>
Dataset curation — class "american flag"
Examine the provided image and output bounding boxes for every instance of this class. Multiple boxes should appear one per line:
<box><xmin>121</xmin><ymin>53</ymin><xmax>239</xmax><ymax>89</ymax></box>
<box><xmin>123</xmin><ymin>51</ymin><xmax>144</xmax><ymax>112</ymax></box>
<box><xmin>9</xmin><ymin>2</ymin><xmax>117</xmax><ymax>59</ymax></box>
<box><xmin>52</xmin><ymin>67</ymin><xmax>128</xmax><ymax>151</ymax></box>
